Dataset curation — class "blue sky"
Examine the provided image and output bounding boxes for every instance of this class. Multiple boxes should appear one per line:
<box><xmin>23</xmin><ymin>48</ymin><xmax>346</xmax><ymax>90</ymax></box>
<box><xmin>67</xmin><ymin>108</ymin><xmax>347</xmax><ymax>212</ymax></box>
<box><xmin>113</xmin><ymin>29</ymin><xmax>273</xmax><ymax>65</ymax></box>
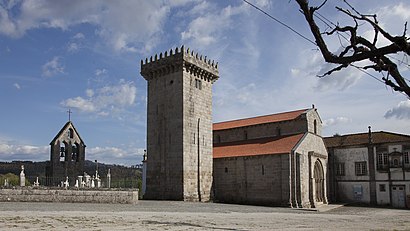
<box><xmin>0</xmin><ymin>0</ymin><xmax>409</xmax><ymax>166</ymax></box>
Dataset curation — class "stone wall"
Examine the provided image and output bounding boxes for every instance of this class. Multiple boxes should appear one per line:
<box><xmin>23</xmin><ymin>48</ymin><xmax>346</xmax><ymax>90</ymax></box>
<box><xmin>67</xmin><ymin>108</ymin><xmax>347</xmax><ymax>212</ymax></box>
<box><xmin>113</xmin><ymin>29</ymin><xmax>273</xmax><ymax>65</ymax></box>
<box><xmin>0</xmin><ymin>189</ymin><xmax>138</xmax><ymax>204</ymax></box>
<box><xmin>213</xmin><ymin>154</ymin><xmax>290</xmax><ymax>206</ymax></box>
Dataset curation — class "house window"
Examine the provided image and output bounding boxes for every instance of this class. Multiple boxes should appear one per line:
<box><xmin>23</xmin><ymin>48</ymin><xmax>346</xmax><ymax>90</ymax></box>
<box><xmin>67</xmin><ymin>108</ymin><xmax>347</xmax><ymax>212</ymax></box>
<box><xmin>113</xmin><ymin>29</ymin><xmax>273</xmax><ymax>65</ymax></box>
<box><xmin>244</xmin><ymin>131</ymin><xmax>248</xmax><ymax>140</ymax></box>
<box><xmin>383</xmin><ymin>153</ymin><xmax>389</xmax><ymax>165</ymax></box>
<box><xmin>355</xmin><ymin>162</ymin><xmax>367</xmax><ymax>176</ymax></box>
<box><xmin>262</xmin><ymin>165</ymin><xmax>265</xmax><ymax>175</ymax></box>
<box><xmin>377</xmin><ymin>153</ymin><xmax>383</xmax><ymax>166</ymax></box>
<box><xmin>379</xmin><ymin>184</ymin><xmax>386</xmax><ymax>192</ymax></box>
<box><xmin>336</xmin><ymin>163</ymin><xmax>345</xmax><ymax>176</ymax></box>
<box><xmin>224</xmin><ymin>167</ymin><xmax>228</xmax><ymax>173</ymax></box>
<box><xmin>195</xmin><ymin>79</ymin><xmax>202</xmax><ymax>89</ymax></box>
<box><xmin>404</xmin><ymin>152</ymin><xmax>409</xmax><ymax>164</ymax></box>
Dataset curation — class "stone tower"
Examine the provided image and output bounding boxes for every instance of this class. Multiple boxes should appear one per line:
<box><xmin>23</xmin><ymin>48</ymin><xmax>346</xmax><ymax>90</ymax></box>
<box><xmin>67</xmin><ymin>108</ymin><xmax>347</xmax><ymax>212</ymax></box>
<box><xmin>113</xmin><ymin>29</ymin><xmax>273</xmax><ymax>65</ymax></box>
<box><xmin>140</xmin><ymin>46</ymin><xmax>219</xmax><ymax>201</ymax></box>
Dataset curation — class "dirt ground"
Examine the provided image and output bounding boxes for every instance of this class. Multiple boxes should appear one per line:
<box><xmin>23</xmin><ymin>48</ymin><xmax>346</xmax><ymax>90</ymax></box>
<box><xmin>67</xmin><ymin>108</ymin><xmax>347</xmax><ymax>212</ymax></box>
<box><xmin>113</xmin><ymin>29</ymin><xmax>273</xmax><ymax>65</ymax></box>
<box><xmin>0</xmin><ymin>201</ymin><xmax>409</xmax><ymax>230</ymax></box>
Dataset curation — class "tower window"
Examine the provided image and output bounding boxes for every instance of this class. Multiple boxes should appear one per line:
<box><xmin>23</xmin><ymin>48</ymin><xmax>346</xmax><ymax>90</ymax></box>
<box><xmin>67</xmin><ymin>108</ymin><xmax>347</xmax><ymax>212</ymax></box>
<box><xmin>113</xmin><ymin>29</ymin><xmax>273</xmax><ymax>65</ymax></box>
<box><xmin>195</xmin><ymin>79</ymin><xmax>202</xmax><ymax>89</ymax></box>
<box><xmin>313</xmin><ymin>120</ymin><xmax>317</xmax><ymax>134</ymax></box>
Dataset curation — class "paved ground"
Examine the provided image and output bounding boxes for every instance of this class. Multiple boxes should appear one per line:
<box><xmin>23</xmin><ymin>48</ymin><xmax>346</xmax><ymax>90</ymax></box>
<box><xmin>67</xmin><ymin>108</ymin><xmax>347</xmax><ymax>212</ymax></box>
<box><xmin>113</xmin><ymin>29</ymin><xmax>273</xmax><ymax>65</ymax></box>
<box><xmin>0</xmin><ymin>201</ymin><xmax>409</xmax><ymax>230</ymax></box>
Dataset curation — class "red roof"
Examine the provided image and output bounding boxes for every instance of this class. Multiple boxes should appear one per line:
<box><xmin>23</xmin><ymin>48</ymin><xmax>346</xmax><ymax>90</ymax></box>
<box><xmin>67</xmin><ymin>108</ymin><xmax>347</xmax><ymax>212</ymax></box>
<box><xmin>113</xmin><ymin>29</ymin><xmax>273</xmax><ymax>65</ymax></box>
<box><xmin>213</xmin><ymin>133</ymin><xmax>304</xmax><ymax>159</ymax></box>
<box><xmin>325</xmin><ymin>131</ymin><xmax>410</xmax><ymax>148</ymax></box>
<box><xmin>213</xmin><ymin>109</ymin><xmax>308</xmax><ymax>131</ymax></box>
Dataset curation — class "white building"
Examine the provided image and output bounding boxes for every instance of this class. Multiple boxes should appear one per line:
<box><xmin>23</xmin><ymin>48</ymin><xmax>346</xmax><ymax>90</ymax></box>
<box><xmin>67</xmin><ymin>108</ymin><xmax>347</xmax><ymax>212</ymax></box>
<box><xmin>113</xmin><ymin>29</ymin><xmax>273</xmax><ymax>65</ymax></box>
<box><xmin>325</xmin><ymin>128</ymin><xmax>410</xmax><ymax>208</ymax></box>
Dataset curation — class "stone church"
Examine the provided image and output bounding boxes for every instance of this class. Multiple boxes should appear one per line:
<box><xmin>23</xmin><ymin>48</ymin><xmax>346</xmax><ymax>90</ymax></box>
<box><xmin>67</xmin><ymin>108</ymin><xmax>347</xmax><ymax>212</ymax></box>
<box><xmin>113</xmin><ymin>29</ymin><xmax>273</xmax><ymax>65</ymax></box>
<box><xmin>140</xmin><ymin>46</ymin><xmax>328</xmax><ymax>207</ymax></box>
<box><xmin>46</xmin><ymin>120</ymin><xmax>86</xmax><ymax>186</ymax></box>
<box><xmin>213</xmin><ymin>108</ymin><xmax>328</xmax><ymax>207</ymax></box>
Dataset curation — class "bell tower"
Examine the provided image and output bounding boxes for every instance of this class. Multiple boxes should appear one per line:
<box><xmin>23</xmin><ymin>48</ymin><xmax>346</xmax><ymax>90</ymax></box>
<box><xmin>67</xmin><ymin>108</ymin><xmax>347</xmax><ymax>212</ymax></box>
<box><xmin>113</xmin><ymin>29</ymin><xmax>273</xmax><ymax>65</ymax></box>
<box><xmin>140</xmin><ymin>46</ymin><xmax>219</xmax><ymax>201</ymax></box>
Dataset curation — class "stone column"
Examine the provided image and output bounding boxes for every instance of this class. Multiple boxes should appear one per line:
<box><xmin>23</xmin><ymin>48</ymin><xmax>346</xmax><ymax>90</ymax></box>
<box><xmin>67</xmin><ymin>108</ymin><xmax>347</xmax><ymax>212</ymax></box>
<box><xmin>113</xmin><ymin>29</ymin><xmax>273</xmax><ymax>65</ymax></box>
<box><xmin>107</xmin><ymin>169</ymin><xmax>111</xmax><ymax>189</ymax></box>
<box><xmin>142</xmin><ymin>151</ymin><xmax>147</xmax><ymax>197</ymax></box>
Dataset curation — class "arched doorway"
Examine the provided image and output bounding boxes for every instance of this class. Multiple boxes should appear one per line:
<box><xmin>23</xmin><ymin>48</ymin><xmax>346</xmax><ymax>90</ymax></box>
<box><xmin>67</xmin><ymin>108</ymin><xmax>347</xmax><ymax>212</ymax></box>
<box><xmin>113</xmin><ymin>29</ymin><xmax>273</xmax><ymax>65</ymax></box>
<box><xmin>313</xmin><ymin>159</ymin><xmax>324</xmax><ymax>202</ymax></box>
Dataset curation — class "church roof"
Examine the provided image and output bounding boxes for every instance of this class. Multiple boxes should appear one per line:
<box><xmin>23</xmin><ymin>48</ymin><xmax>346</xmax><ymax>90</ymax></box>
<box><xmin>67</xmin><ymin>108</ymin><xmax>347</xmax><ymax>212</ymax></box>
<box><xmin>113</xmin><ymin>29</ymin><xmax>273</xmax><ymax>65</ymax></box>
<box><xmin>213</xmin><ymin>133</ymin><xmax>305</xmax><ymax>159</ymax></box>
<box><xmin>213</xmin><ymin>109</ymin><xmax>309</xmax><ymax>131</ymax></box>
<box><xmin>50</xmin><ymin>121</ymin><xmax>86</xmax><ymax>146</ymax></box>
<box><xmin>324</xmin><ymin>131</ymin><xmax>410</xmax><ymax>148</ymax></box>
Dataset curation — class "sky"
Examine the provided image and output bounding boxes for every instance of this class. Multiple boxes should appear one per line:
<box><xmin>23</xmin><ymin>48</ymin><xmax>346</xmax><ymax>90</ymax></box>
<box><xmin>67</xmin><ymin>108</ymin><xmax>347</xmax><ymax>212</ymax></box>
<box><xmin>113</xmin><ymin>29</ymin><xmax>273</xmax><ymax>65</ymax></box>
<box><xmin>0</xmin><ymin>0</ymin><xmax>409</xmax><ymax>166</ymax></box>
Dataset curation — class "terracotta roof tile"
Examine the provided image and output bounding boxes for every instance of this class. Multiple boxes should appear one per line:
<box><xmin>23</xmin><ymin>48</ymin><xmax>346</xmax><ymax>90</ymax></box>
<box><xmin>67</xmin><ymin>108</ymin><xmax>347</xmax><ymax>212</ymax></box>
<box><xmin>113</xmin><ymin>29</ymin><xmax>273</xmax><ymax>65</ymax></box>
<box><xmin>213</xmin><ymin>133</ymin><xmax>305</xmax><ymax>159</ymax></box>
<box><xmin>324</xmin><ymin>131</ymin><xmax>410</xmax><ymax>148</ymax></box>
<box><xmin>213</xmin><ymin>109</ymin><xmax>308</xmax><ymax>131</ymax></box>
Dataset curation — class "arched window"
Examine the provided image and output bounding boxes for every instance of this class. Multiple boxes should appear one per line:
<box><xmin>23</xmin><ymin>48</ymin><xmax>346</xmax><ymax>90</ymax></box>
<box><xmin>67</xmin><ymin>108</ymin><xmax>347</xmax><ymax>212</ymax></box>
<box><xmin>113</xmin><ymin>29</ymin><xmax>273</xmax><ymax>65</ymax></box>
<box><xmin>71</xmin><ymin>144</ymin><xmax>77</xmax><ymax>162</ymax></box>
<box><xmin>60</xmin><ymin>142</ymin><xmax>66</xmax><ymax>162</ymax></box>
<box><xmin>313</xmin><ymin>120</ymin><xmax>317</xmax><ymax>134</ymax></box>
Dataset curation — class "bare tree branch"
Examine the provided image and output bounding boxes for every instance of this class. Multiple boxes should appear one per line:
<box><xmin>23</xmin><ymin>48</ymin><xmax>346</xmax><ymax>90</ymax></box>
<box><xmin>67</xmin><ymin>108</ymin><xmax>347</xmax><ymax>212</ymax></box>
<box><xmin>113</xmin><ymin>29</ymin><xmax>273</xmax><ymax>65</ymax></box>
<box><xmin>295</xmin><ymin>0</ymin><xmax>410</xmax><ymax>98</ymax></box>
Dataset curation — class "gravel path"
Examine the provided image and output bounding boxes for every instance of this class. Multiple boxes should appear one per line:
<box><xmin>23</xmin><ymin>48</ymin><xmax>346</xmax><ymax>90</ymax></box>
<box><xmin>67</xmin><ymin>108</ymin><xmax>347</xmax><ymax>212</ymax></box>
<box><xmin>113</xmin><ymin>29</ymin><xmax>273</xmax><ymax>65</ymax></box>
<box><xmin>0</xmin><ymin>201</ymin><xmax>409</xmax><ymax>230</ymax></box>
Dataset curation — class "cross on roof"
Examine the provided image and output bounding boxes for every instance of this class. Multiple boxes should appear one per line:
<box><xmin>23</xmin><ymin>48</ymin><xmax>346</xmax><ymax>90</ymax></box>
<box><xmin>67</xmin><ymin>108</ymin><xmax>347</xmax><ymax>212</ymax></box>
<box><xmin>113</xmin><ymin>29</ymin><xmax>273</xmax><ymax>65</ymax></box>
<box><xmin>67</xmin><ymin>109</ymin><xmax>72</xmax><ymax>122</ymax></box>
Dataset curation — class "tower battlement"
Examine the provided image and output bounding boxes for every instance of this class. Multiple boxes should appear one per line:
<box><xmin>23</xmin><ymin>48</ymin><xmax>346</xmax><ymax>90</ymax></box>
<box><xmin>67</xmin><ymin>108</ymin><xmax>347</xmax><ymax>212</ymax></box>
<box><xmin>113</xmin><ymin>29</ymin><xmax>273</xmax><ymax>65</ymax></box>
<box><xmin>140</xmin><ymin>45</ymin><xmax>219</xmax><ymax>83</ymax></box>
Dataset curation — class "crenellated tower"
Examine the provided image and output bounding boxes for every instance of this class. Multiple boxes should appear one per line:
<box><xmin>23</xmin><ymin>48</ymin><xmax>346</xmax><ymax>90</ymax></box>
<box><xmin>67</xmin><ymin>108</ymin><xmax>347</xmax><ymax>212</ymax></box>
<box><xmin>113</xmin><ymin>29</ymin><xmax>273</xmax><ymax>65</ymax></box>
<box><xmin>140</xmin><ymin>46</ymin><xmax>219</xmax><ymax>201</ymax></box>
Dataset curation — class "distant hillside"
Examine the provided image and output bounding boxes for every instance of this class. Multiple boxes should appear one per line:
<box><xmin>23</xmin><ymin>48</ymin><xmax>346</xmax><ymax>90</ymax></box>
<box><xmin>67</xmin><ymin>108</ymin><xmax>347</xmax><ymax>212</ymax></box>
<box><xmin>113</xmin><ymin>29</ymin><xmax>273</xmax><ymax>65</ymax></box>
<box><xmin>0</xmin><ymin>160</ymin><xmax>141</xmax><ymax>180</ymax></box>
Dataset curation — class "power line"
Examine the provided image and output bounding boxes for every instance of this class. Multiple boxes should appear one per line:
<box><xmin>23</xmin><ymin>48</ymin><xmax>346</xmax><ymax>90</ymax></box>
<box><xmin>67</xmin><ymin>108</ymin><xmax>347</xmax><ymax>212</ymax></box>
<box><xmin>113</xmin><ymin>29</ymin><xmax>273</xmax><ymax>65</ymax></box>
<box><xmin>242</xmin><ymin>0</ymin><xmax>317</xmax><ymax>46</ymax></box>
<box><xmin>350</xmin><ymin>64</ymin><xmax>409</xmax><ymax>98</ymax></box>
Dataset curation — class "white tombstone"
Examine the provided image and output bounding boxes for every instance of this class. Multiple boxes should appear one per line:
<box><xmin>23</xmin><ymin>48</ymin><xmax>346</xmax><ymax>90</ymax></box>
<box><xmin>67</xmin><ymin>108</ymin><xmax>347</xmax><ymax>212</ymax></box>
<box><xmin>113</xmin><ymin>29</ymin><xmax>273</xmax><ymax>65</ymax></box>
<box><xmin>91</xmin><ymin>178</ymin><xmax>95</xmax><ymax>188</ymax></box>
<box><xmin>81</xmin><ymin>180</ymin><xmax>86</xmax><ymax>188</ymax></box>
<box><xmin>84</xmin><ymin>174</ymin><xmax>91</xmax><ymax>188</ymax></box>
<box><xmin>78</xmin><ymin>176</ymin><xmax>83</xmax><ymax>188</ymax></box>
<box><xmin>74</xmin><ymin>179</ymin><xmax>79</xmax><ymax>188</ymax></box>
<box><xmin>64</xmin><ymin>176</ymin><xmax>69</xmax><ymax>189</ymax></box>
<box><xmin>97</xmin><ymin>178</ymin><xmax>101</xmax><ymax>188</ymax></box>
<box><xmin>33</xmin><ymin>177</ymin><xmax>40</xmax><ymax>187</ymax></box>
<box><xmin>19</xmin><ymin>165</ymin><xmax>25</xmax><ymax>187</ymax></box>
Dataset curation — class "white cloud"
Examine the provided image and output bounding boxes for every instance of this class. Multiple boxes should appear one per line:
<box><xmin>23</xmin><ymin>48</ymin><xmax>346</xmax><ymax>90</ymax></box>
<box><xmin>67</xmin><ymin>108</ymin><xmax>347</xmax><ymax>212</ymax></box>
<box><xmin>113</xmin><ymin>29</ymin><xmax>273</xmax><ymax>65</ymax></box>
<box><xmin>67</xmin><ymin>42</ymin><xmax>79</xmax><ymax>52</ymax></box>
<box><xmin>13</xmin><ymin>83</ymin><xmax>20</xmax><ymax>90</ymax></box>
<box><xmin>87</xmin><ymin>146</ymin><xmax>144</xmax><ymax>166</ymax></box>
<box><xmin>0</xmin><ymin>140</ymin><xmax>49</xmax><ymax>161</ymax></box>
<box><xmin>181</xmin><ymin>4</ymin><xmax>244</xmax><ymax>47</ymax></box>
<box><xmin>384</xmin><ymin>100</ymin><xmax>410</xmax><ymax>119</ymax></box>
<box><xmin>323</xmin><ymin>116</ymin><xmax>351</xmax><ymax>127</ymax></box>
<box><xmin>61</xmin><ymin>79</ymin><xmax>137</xmax><ymax>117</ymax></box>
<box><xmin>95</xmin><ymin>68</ymin><xmax>107</xmax><ymax>76</ymax></box>
<box><xmin>42</xmin><ymin>56</ymin><xmax>64</xmax><ymax>77</ymax></box>
<box><xmin>72</xmin><ymin>32</ymin><xmax>85</xmax><ymax>40</ymax></box>
<box><xmin>0</xmin><ymin>1</ymin><xmax>184</xmax><ymax>53</ymax></box>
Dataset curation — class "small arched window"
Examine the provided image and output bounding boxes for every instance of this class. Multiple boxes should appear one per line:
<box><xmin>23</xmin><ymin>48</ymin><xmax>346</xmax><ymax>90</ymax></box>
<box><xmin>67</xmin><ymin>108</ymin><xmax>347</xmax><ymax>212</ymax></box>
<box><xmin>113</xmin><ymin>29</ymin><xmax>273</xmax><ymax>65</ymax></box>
<box><xmin>60</xmin><ymin>142</ymin><xmax>66</xmax><ymax>162</ymax></box>
<box><xmin>313</xmin><ymin>120</ymin><xmax>317</xmax><ymax>134</ymax></box>
<box><xmin>68</xmin><ymin>128</ymin><xmax>74</xmax><ymax>139</ymax></box>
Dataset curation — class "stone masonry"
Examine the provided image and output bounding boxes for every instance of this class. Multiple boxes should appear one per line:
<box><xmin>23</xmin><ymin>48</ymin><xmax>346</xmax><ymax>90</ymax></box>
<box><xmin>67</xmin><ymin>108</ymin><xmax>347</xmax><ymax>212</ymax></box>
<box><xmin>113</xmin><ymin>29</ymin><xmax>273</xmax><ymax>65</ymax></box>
<box><xmin>140</xmin><ymin>46</ymin><xmax>218</xmax><ymax>201</ymax></box>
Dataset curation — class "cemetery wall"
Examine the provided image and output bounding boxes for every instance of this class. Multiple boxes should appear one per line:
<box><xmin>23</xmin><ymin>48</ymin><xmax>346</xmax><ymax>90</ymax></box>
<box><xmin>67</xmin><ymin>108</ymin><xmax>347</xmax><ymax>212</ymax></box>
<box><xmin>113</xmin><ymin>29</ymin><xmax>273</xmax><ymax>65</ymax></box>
<box><xmin>0</xmin><ymin>188</ymin><xmax>138</xmax><ymax>204</ymax></box>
